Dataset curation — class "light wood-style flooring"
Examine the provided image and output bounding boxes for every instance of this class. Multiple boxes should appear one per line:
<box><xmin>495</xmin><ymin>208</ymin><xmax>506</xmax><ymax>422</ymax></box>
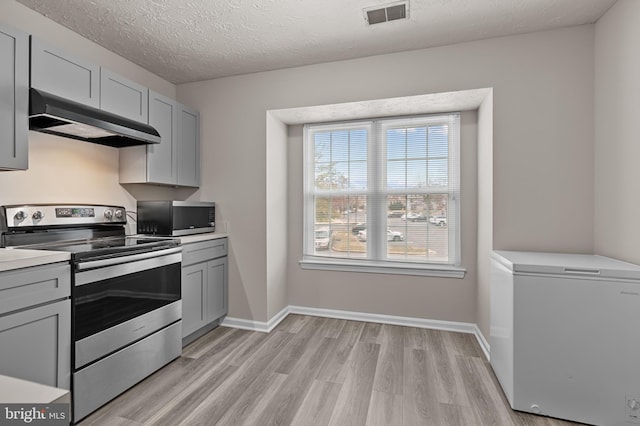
<box><xmin>80</xmin><ymin>315</ymin><xmax>582</xmax><ymax>425</ymax></box>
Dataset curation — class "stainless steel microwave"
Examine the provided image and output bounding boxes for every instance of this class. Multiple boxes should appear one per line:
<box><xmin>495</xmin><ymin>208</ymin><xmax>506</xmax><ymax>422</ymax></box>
<box><xmin>137</xmin><ymin>201</ymin><xmax>215</xmax><ymax>236</ymax></box>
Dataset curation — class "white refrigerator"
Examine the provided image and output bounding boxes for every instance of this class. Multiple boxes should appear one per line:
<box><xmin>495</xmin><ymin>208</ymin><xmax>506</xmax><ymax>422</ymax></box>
<box><xmin>490</xmin><ymin>250</ymin><xmax>640</xmax><ymax>425</ymax></box>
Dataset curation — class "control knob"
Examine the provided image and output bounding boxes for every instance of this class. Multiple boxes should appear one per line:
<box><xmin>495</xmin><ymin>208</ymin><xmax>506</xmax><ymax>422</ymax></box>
<box><xmin>114</xmin><ymin>209</ymin><xmax>124</xmax><ymax>220</ymax></box>
<box><xmin>104</xmin><ymin>209</ymin><xmax>113</xmax><ymax>220</ymax></box>
<box><xmin>32</xmin><ymin>211</ymin><xmax>43</xmax><ymax>221</ymax></box>
<box><xmin>13</xmin><ymin>211</ymin><xmax>26</xmax><ymax>222</ymax></box>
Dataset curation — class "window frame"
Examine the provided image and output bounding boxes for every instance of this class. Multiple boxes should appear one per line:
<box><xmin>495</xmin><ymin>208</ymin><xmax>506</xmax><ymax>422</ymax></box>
<box><xmin>300</xmin><ymin>113</ymin><xmax>465</xmax><ymax>279</ymax></box>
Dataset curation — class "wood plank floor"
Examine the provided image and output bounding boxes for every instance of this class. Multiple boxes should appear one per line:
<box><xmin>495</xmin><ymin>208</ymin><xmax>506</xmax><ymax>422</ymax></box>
<box><xmin>80</xmin><ymin>315</ymin><xmax>582</xmax><ymax>425</ymax></box>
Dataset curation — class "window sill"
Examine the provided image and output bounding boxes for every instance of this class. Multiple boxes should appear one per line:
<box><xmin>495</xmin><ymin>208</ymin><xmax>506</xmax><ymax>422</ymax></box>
<box><xmin>299</xmin><ymin>258</ymin><xmax>466</xmax><ymax>278</ymax></box>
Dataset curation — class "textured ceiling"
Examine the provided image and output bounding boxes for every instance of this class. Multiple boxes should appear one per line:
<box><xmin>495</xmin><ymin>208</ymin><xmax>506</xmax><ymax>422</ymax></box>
<box><xmin>17</xmin><ymin>0</ymin><xmax>617</xmax><ymax>84</ymax></box>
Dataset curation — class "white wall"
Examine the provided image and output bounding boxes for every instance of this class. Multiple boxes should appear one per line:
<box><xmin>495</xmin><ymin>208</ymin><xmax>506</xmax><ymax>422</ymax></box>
<box><xmin>476</xmin><ymin>92</ymin><xmax>494</xmax><ymax>338</ymax></box>
<box><xmin>178</xmin><ymin>25</ymin><xmax>596</xmax><ymax>330</ymax></box>
<box><xmin>266</xmin><ymin>113</ymin><xmax>289</xmax><ymax>318</ymax></box>
<box><xmin>0</xmin><ymin>2</ymin><xmax>176</xmax><ymax>223</ymax></box>
<box><xmin>594</xmin><ymin>0</ymin><xmax>640</xmax><ymax>263</ymax></box>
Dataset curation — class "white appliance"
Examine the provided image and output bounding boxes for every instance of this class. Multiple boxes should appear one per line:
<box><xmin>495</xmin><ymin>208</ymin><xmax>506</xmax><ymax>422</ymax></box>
<box><xmin>490</xmin><ymin>250</ymin><xmax>640</xmax><ymax>425</ymax></box>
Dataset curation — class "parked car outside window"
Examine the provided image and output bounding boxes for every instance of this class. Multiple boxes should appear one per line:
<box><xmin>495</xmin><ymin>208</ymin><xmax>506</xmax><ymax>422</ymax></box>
<box><xmin>429</xmin><ymin>216</ymin><xmax>447</xmax><ymax>226</ymax></box>
<box><xmin>358</xmin><ymin>229</ymin><xmax>404</xmax><ymax>242</ymax></box>
<box><xmin>401</xmin><ymin>212</ymin><xmax>419</xmax><ymax>221</ymax></box>
<box><xmin>315</xmin><ymin>229</ymin><xmax>331</xmax><ymax>250</ymax></box>
<box><xmin>351</xmin><ymin>223</ymin><xmax>366</xmax><ymax>235</ymax></box>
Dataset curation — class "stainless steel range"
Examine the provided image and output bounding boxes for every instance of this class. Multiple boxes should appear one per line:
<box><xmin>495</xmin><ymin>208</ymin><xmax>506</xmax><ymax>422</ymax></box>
<box><xmin>0</xmin><ymin>204</ymin><xmax>182</xmax><ymax>423</ymax></box>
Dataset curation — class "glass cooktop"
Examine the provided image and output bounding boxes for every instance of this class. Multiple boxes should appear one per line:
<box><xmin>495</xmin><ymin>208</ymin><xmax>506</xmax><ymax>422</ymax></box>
<box><xmin>21</xmin><ymin>236</ymin><xmax>180</xmax><ymax>262</ymax></box>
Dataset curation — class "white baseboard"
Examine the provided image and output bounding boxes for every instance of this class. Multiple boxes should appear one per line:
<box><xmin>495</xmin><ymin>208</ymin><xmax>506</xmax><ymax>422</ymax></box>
<box><xmin>473</xmin><ymin>324</ymin><xmax>491</xmax><ymax>361</ymax></box>
<box><xmin>222</xmin><ymin>305</ymin><xmax>490</xmax><ymax>360</ymax></box>
<box><xmin>220</xmin><ymin>316</ymin><xmax>270</xmax><ymax>332</ymax></box>
<box><xmin>220</xmin><ymin>305</ymin><xmax>289</xmax><ymax>333</ymax></box>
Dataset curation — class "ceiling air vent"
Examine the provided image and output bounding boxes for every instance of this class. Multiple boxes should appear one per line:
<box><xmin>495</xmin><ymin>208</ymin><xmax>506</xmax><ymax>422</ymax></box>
<box><xmin>364</xmin><ymin>1</ymin><xmax>409</xmax><ymax>26</ymax></box>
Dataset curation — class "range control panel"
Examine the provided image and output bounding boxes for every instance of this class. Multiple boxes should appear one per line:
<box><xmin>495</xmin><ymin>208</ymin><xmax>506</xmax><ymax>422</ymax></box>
<box><xmin>55</xmin><ymin>207</ymin><xmax>97</xmax><ymax>218</ymax></box>
<box><xmin>2</xmin><ymin>204</ymin><xmax>126</xmax><ymax>228</ymax></box>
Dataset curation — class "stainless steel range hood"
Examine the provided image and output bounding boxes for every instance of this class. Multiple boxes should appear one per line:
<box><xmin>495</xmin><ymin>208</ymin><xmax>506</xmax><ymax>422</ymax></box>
<box><xmin>29</xmin><ymin>88</ymin><xmax>161</xmax><ymax>147</ymax></box>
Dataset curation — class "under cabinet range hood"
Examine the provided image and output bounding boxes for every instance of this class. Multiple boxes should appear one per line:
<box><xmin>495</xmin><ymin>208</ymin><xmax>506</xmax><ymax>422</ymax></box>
<box><xmin>29</xmin><ymin>88</ymin><xmax>161</xmax><ymax>147</ymax></box>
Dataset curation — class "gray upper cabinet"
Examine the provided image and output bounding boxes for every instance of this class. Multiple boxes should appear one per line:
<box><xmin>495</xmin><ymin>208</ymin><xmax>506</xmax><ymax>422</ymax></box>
<box><xmin>31</xmin><ymin>37</ymin><xmax>100</xmax><ymax>108</ymax></box>
<box><xmin>177</xmin><ymin>104</ymin><xmax>200</xmax><ymax>187</ymax></box>
<box><xmin>120</xmin><ymin>92</ymin><xmax>200</xmax><ymax>187</ymax></box>
<box><xmin>100</xmin><ymin>68</ymin><xmax>149</xmax><ymax>124</ymax></box>
<box><xmin>147</xmin><ymin>90</ymin><xmax>178</xmax><ymax>184</ymax></box>
<box><xmin>120</xmin><ymin>90</ymin><xmax>178</xmax><ymax>185</ymax></box>
<box><xmin>28</xmin><ymin>37</ymin><xmax>201</xmax><ymax>187</ymax></box>
<box><xmin>0</xmin><ymin>23</ymin><xmax>28</xmax><ymax>171</ymax></box>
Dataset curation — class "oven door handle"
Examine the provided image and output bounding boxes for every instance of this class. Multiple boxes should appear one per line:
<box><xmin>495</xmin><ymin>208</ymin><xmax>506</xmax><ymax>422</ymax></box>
<box><xmin>76</xmin><ymin>246</ymin><xmax>182</xmax><ymax>271</ymax></box>
<box><xmin>75</xmin><ymin>248</ymin><xmax>182</xmax><ymax>286</ymax></box>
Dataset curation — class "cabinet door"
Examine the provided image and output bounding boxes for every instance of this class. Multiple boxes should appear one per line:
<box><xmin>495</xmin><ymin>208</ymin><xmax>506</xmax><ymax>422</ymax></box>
<box><xmin>181</xmin><ymin>262</ymin><xmax>207</xmax><ymax>338</ymax></box>
<box><xmin>31</xmin><ymin>37</ymin><xmax>99</xmax><ymax>108</ymax></box>
<box><xmin>100</xmin><ymin>68</ymin><xmax>149</xmax><ymax>123</ymax></box>
<box><xmin>207</xmin><ymin>257</ymin><xmax>228</xmax><ymax>323</ymax></box>
<box><xmin>147</xmin><ymin>90</ymin><xmax>178</xmax><ymax>184</ymax></box>
<box><xmin>0</xmin><ymin>23</ymin><xmax>28</xmax><ymax>170</ymax></box>
<box><xmin>177</xmin><ymin>104</ymin><xmax>200</xmax><ymax>187</ymax></box>
<box><xmin>0</xmin><ymin>299</ymin><xmax>71</xmax><ymax>390</ymax></box>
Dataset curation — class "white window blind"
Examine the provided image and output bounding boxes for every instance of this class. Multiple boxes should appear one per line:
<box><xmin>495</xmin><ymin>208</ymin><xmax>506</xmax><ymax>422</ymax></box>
<box><xmin>303</xmin><ymin>113</ymin><xmax>461</xmax><ymax>270</ymax></box>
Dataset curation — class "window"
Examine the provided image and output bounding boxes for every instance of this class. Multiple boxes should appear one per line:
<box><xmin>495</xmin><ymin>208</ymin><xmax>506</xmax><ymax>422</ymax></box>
<box><xmin>302</xmin><ymin>113</ymin><xmax>462</xmax><ymax>276</ymax></box>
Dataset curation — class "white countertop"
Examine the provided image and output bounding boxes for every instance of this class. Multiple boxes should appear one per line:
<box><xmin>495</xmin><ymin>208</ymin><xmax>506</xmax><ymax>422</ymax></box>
<box><xmin>0</xmin><ymin>249</ymin><xmax>71</xmax><ymax>273</ymax></box>
<box><xmin>0</xmin><ymin>233</ymin><xmax>227</xmax><ymax>272</ymax></box>
<box><xmin>176</xmin><ymin>232</ymin><xmax>228</xmax><ymax>244</ymax></box>
<box><xmin>0</xmin><ymin>374</ymin><xmax>69</xmax><ymax>403</ymax></box>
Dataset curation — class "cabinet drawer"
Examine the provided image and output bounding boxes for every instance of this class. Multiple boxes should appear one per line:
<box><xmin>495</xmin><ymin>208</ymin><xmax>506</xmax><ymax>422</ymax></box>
<box><xmin>0</xmin><ymin>263</ymin><xmax>71</xmax><ymax>316</ymax></box>
<box><xmin>181</xmin><ymin>238</ymin><xmax>227</xmax><ymax>267</ymax></box>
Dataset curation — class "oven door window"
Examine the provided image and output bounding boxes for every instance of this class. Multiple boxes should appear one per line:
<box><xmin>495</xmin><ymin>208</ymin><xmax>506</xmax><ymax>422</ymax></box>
<box><xmin>74</xmin><ymin>263</ymin><xmax>180</xmax><ymax>341</ymax></box>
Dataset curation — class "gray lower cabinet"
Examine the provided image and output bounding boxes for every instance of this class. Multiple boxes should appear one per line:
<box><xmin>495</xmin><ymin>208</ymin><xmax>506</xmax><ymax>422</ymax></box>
<box><xmin>207</xmin><ymin>257</ymin><xmax>227</xmax><ymax>322</ymax></box>
<box><xmin>0</xmin><ymin>22</ymin><xmax>28</xmax><ymax>171</ymax></box>
<box><xmin>181</xmin><ymin>262</ymin><xmax>207</xmax><ymax>337</ymax></box>
<box><xmin>0</xmin><ymin>263</ymin><xmax>71</xmax><ymax>390</ymax></box>
<box><xmin>31</xmin><ymin>37</ymin><xmax>100</xmax><ymax>108</ymax></box>
<box><xmin>120</xmin><ymin>91</ymin><xmax>200</xmax><ymax>187</ymax></box>
<box><xmin>181</xmin><ymin>238</ymin><xmax>228</xmax><ymax>345</ymax></box>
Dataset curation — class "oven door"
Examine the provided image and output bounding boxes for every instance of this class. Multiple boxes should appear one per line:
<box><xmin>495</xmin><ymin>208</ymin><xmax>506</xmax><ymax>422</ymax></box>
<box><xmin>73</xmin><ymin>247</ymin><xmax>181</xmax><ymax>368</ymax></box>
